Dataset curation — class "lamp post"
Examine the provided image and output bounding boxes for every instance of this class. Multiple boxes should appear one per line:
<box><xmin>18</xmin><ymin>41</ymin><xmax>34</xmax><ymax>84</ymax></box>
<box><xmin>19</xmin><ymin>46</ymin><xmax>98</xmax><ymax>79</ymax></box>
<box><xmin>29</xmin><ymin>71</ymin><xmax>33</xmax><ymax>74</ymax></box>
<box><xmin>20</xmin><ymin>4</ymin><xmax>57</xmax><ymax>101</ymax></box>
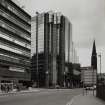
<box><xmin>46</xmin><ymin>71</ymin><xmax>49</xmax><ymax>88</ymax></box>
<box><xmin>98</xmin><ymin>53</ymin><xmax>101</xmax><ymax>79</ymax></box>
<box><xmin>36</xmin><ymin>12</ymin><xmax>39</xmax><ymax>88</ymax></box>
<box><xmin>64</xmin><ymin>71</ymin><xmax>66</xmax><ymax>88</ymax></box>
<box><xmin>96</xmin><ymin>53</ymin><xmax>102</xmax><ymax>97</ymax></box>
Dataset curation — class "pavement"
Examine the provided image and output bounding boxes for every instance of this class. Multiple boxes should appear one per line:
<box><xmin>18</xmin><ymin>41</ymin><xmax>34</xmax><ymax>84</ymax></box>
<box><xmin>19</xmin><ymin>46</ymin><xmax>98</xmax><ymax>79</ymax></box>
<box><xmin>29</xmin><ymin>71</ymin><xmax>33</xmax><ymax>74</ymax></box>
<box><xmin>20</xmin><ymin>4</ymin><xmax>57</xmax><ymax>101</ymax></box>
<box><xmin>67</xmin><ymin>90</ymin><xmax>105</xmax><ymax>105</ymax></box>
<box><xmin>0</xmin><ymin>88</ymin><xmax>41</xmax><ymax>96</ymax></box>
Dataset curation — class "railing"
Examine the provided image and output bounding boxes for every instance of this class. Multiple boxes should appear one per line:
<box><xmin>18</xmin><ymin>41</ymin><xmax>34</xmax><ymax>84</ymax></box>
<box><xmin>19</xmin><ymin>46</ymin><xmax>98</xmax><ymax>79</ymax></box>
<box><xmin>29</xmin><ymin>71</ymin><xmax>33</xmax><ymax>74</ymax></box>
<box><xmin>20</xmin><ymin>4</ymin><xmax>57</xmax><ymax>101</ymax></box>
<box><xmin>97</xmin><ymin>80</ymin><xmax>105</xmax><ymax>101</ymax></box>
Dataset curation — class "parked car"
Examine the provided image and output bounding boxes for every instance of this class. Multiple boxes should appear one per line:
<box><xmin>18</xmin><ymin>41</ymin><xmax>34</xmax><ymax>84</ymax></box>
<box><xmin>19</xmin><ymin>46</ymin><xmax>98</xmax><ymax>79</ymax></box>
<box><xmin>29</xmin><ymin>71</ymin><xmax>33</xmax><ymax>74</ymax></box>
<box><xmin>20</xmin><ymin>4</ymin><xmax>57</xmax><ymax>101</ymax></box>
<box><xmin>85</xmin><ymin>85</ymin><xmax>96</xmax><ymax>90</ymax></box>
<box><xmin>55</xmin><ymin>85</ymin><xmax>60</xmax><ymax>89</ymax></box>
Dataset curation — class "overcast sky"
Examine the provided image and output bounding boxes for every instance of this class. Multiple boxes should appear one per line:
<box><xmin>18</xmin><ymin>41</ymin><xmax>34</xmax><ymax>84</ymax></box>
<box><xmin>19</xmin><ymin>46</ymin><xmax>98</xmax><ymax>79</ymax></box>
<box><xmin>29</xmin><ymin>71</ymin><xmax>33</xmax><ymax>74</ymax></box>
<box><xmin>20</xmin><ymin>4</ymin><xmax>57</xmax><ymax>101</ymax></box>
<box><xmin>16</xmin><ymin>0</ymin><xmax>105</xmax><ymax>73</ymax></box>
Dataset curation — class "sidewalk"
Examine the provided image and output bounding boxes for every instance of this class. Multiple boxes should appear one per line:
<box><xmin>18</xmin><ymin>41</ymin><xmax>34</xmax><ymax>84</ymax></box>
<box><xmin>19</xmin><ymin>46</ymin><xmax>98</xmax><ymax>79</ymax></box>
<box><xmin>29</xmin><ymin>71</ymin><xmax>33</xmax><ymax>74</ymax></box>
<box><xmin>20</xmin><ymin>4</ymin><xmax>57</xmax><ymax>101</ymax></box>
<box><xmin>0</xmin><ymin>88</ymin><xmax>41</xmax><ymax>96</ymax></box>
<box><xmin>71</xmin><ymin>91</ymin><xmax>105</xmax><ymax>105</ymax></box>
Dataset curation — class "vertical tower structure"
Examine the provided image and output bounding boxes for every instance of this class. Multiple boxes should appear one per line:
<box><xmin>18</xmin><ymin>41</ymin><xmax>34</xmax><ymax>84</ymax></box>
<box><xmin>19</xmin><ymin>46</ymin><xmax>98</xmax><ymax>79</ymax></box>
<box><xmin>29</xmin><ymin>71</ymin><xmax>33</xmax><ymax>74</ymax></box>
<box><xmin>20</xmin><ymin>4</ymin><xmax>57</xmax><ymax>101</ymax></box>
<box><xmin>31</xmin><ymin>12</ymin><xmax>72</xmax><ymax>87</ymax></box>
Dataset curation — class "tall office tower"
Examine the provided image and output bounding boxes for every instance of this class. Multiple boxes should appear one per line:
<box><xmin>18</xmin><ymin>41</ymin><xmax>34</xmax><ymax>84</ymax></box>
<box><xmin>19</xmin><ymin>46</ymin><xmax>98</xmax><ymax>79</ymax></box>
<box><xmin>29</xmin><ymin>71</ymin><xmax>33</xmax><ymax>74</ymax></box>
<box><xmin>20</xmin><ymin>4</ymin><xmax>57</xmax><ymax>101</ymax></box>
<box><xmin>31</xmin><ymin>12</ymin><xmax>72</xmax><ymax>87</ymax></box>
<box><xmin>0</xmin><ymin>0</ymin><xmax>31</xmax><ymax>85</ymax></box>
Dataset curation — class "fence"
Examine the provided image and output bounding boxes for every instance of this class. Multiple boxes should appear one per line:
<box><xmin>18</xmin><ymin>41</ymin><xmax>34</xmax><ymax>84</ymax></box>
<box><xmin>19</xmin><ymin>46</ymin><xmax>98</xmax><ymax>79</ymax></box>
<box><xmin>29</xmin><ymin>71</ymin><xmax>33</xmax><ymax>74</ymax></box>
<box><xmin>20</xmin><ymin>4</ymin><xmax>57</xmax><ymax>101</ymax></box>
<box><xmin>97</xmin><ymin>82</ymin><xmax>105</xmax><ymax>101</ymax></box>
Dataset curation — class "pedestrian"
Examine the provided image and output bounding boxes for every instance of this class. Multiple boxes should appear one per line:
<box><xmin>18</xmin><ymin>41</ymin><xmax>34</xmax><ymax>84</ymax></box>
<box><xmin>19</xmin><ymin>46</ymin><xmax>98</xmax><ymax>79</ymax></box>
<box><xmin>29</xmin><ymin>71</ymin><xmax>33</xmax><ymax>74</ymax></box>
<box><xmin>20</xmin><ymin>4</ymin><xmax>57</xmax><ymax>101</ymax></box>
<box><xmin>1</xmin><ymin>84</ymin><xmax>3</xmax><ymax>93</ymax></box>
<box><xmin>5</xmin><ymin>84</ymin><xmax>8</xmax><ymax>93</ymax></box>
<box><xmin>7</xmin><ymin>85</ymin><xmax>10</xmax><ymax>93</ymax></box>
<box><xmin>17</xmin><ymin>85</ymin><xmax>20</xmax><ymax>92</ymax></box>
<box><xmin>85</xmin><ymin>87</ymin><xmax>88</xmax><ymax>95</ymax></box>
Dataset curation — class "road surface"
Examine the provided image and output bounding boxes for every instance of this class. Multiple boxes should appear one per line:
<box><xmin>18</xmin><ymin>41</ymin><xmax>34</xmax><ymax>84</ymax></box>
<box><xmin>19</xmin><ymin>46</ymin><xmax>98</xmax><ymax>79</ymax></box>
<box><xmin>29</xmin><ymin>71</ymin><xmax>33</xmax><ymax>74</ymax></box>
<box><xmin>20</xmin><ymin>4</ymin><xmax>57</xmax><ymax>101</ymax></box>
<box><xmin>0</xmin><ymin>89</ymin><xmax>82</xmax><ymax>105</ymax></box>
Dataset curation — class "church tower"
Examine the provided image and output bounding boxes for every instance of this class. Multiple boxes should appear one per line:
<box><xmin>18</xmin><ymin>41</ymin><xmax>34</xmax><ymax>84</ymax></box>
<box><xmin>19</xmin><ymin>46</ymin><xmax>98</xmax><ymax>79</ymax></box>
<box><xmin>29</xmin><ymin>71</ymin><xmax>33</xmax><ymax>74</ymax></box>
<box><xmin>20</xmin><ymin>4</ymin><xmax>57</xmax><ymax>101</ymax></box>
<box><xmin>91</xmin><ymin>40</ymin><xmax>97</xmax><ymax>70</ymax></box>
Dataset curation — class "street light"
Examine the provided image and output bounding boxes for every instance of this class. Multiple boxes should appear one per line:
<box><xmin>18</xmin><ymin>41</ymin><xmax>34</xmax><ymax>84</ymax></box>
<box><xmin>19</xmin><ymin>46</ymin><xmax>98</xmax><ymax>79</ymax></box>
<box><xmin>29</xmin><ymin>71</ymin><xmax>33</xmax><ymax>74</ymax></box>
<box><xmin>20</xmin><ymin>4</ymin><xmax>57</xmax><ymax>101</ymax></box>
<box><xmin>96</xmin><ymin>53</ymin><xmax>102</xmax><ymax>97</ymax></box>
<box><xmin>64</xmin><ymin>71</ymin><xmax>66</xmax><ymax>88</ymax></box>
<box><xmin>46</xmin><ymin>71</ymin><xmax>49</xmax><ymax>88</ymax></box>
<box><xmin>98</xmin><ymin>53</ymin><xmax>101</xmax><ymax>79</ymax></box>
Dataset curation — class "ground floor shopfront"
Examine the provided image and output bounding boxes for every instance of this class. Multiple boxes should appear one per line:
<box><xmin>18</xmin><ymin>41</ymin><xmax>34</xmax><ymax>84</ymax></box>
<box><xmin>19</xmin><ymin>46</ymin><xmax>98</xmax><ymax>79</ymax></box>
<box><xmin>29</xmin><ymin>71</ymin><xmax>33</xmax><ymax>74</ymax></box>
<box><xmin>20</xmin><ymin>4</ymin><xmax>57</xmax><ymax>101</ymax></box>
<box><xmin>0</xmin><ymin>78</ymin><xmax>31</xmax><ymax>93</ymax></box>
<box><xmin>0</xmin><ymin>64</ymin><xmax>31</xmax><ymax>92</ymax></box>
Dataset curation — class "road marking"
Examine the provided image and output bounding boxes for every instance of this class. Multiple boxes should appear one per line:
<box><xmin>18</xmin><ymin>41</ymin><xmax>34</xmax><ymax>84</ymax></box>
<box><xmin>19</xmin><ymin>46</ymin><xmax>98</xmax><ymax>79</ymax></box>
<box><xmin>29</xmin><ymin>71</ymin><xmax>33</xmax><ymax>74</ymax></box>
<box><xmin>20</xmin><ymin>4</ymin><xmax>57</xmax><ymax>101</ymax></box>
<box><xmin>66</xmin><ymin>94</ymin><xmax>82</xmax><ymax>105</ymax></box>
<box><xmin>66</xmin><ymin>98</ymin><xmax>74</xmax><ymax>105</ymax></box>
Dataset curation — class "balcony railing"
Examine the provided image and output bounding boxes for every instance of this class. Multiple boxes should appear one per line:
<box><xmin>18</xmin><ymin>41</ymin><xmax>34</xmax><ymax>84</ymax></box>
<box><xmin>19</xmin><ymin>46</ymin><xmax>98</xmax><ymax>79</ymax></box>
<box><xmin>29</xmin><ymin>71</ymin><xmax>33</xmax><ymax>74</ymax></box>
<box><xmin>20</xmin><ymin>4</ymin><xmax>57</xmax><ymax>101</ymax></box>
<box><xmin>97</xmin><ymin>81</ymin><xmax>105</xmax><ymax>101</ymax></box>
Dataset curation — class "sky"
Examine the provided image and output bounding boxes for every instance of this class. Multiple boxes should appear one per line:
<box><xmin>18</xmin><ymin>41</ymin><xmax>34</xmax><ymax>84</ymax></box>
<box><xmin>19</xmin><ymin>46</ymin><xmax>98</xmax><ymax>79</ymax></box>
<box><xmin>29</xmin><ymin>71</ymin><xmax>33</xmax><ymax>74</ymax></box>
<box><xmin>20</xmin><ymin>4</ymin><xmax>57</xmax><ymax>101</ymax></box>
<box><xmin>15</xmin><ymin>0</ymin><xmax>105</xmax><ymax>73</ymax></box>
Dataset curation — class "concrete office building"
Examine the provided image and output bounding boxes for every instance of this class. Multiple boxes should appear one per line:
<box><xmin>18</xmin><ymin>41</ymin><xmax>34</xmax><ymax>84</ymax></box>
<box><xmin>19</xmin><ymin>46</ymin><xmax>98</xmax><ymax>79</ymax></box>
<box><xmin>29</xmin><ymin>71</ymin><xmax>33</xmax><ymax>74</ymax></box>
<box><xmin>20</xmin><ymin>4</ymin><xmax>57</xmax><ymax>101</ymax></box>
<box><xmin>31</xmin><ymin>12</ymin><xmax>73</xmax><ymax>87</ymax></box>
<box><xmin>0</xmin><ymin>0</ymin><xmax>31</xmax><ymax>86</ymax></box>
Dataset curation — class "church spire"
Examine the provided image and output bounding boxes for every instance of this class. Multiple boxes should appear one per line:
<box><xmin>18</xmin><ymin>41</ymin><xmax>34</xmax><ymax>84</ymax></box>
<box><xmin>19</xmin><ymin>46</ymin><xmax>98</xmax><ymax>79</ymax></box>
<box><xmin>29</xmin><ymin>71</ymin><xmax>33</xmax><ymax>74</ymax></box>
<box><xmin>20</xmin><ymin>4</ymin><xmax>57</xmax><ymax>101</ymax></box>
<box><xmin>92</xmin><ymin>40</ymin><xmax>96</xmax><ymax>55</ymax></box>
<box><xmin>91</xmin><ymin>40</ymin><xmax>97</xmax><ymax>69</ymax></box>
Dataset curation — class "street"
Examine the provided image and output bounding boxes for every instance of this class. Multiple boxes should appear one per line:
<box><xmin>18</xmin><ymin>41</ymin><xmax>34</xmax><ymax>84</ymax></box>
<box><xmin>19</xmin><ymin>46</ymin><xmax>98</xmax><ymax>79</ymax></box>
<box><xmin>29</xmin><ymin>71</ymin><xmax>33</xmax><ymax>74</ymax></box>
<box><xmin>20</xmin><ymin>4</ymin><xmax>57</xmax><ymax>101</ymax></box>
<box><xmin>0</xmin><ymin>89</ymin><xmax>82</xmax><ymax>105</ymax></box>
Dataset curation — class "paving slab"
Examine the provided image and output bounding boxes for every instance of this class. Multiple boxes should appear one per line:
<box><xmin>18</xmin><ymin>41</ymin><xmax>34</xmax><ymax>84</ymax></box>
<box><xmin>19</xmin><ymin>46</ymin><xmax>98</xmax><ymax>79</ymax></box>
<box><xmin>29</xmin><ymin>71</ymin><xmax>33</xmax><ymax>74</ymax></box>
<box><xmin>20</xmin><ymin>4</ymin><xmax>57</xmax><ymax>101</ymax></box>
<box><xmin>71</xmin><ymin>92</ymin><xmax>105</xmax><ymax>105</ymax></box>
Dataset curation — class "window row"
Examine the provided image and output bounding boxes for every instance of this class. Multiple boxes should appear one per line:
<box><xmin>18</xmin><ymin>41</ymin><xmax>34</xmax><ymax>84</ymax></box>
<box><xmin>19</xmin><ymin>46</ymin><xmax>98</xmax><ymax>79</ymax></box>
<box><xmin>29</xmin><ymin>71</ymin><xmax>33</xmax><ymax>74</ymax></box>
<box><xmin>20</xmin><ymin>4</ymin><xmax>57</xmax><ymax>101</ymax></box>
<box><xmin>1</xmin><ymin>0</ymin><xmax>31</xmax><ymax>24</ymax></box>
<box><xmin>0</xmin><ymin>43</ymin><xmax>30</xmax><ymax>57</ymax></box>
<box><xmin>0</xmin><ymin>21</ymin><xmax>31</xmax><ymax>41</ymax></box>
<box><xmin>0</xmin><ymin>18</ymin><xmax>30</xmax><ymax>37</ymax></box>
<box><xmin>0</xmin><ymin>32</ymin><xmax>31</xmax><ymax>49</ymax></box>
<box><xmin>0</xmin><ymin>53</ymin><xmax>30</xmax><ymax>67</ymax></box>
<box><xmin>9</xmin><ymin>66</ymin><xmax>25</xmax><ymax>72</ymax></box>
<box><xmin>0</xmin><ymin>9</ymin><xmax>31</xmax><ymax>32</ymax></box>
<box><xmin>0</xmin><ymin>53</ymin><xmax>30</xmax><ymax>63</ymax></box>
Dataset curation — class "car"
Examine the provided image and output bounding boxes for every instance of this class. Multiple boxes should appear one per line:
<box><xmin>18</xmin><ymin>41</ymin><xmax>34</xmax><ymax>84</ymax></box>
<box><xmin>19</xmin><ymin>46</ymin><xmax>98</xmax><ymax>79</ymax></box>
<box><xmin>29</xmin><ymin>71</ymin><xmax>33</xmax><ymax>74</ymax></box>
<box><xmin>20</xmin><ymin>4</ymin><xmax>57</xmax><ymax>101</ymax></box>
<box><xmin>85</xmin><ymin>85</ymin><xmax>96</xmax><ymax>90</ymax></box>
<box><xmin>85</xmin><ymin>87</ymin><xmax>90</xmax><ymax>90</ymax></box>
<box><xmin>93</xmin><ymin>85</ymin><xmax>96</xmax><ymax>90</ymax></box>
<box><xmin>55</xmin><ymin>85</ymin><xmax>60</xmax><ymax>89</ymax></box>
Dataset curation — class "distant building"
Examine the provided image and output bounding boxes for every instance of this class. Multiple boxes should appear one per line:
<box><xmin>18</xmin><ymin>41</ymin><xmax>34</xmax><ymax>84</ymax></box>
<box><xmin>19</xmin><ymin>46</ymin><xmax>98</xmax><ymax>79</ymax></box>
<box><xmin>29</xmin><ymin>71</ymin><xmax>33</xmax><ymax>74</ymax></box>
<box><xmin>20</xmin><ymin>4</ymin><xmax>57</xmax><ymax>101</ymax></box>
<box><xmin>81</xmin><ymin>66</ymin><xmax>92</xmax><ymax>82</ymax></box>
<box><xmin>81</xmin><ymin>66</ymin><xmax>97</xmax><ymax>87</ymax></box>
<box><xmin>31</xmin><ymin>12</ymin><xmax>73</xmax><ymax>87</ymax></box>
<box><xmin>0</xmin><ymin>0</ymin><xmax>31</xmax><ymax>85</ymax></box>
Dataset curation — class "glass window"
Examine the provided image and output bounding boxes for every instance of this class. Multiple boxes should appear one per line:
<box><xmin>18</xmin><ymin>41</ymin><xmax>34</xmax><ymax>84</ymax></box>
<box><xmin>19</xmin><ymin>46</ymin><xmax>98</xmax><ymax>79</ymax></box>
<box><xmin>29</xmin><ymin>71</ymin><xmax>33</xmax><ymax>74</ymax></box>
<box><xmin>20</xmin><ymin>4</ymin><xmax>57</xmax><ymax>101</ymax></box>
<box><xmin>9</xmin><ymin>66</ymin><xmax>25</xmax><ymax>72</ymax></box>
<box><xmin>0</xmin><ymin>9</ymin><xmax>31</xmax><ymax>32</ymax></box>
<box><xmin>6</xmin><ymin>3</ymin><xmax>30</xmax><ymax>24</ymax></box>
<box><xmin>0</xmin><ymin>43</ymin><xmax>30</xmax><ymax>57</ymax></box>
<box><xmin>0</xmin><ymin>32</ymin><xmax>30</xmax><ymax>49</ymax></box>
<box><xmin>0</xmin><ymin>20</ymin><xmax>31</xmax><ymax>41</ymax></box>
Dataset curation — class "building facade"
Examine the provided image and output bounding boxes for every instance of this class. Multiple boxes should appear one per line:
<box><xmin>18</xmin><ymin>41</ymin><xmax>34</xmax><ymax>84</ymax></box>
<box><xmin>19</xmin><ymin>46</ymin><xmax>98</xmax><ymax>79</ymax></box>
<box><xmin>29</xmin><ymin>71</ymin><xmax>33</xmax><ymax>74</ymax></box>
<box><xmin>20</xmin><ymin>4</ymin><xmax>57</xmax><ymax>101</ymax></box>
<box><xmin>31</xmin><ymin>12</ymin><xmax>73</xmax><ymax>87</ymax></box>
<box><xmin>0</xmin><ymin>0</ymin><xmax>31</xmax><ymax>86</ymax></box>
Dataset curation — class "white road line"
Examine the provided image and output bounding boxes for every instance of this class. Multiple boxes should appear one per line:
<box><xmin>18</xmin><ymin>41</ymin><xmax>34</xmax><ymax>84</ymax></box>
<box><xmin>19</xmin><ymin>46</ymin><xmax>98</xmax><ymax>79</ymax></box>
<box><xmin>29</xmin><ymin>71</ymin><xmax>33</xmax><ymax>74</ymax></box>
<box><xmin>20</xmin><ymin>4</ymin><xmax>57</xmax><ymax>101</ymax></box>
<box><xmin>66</xmin><ymin>98</ymin><xmax>74</xmax><ymax>105</ymax></box>
<box><xmin>66</xmin><ymin>94</ymin><xmax>82</xmax><ymax>105</ymax></box>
